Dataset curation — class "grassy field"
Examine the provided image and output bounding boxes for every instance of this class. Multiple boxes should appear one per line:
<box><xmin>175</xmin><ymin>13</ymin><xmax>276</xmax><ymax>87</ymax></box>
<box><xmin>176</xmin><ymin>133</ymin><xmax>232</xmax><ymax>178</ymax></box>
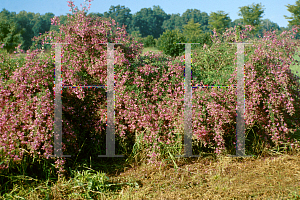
<box><xmin>1</xmin><ymin>46</ymin><xmax>300</xmax><ymax>199</ymax></box>
<box><xmin>142</xmin><ymin>46</ymin><xmax>164</xmax><ymax>55</ymax></box>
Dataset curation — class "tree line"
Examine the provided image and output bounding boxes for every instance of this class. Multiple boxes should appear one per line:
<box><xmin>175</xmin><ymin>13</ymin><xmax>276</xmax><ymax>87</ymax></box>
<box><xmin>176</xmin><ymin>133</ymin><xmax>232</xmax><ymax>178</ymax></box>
<box><xmin>1</xmin><ymin>2</ymin><xmax>300</xmax><ymax>54</ymax></box>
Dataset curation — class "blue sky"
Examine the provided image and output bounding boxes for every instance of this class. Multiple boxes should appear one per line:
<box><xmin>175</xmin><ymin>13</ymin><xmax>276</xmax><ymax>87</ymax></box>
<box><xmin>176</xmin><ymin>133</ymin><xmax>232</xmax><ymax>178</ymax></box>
<box><xmin>0</xmin><ymin>0</ymin><xmax>298</xmax><ymax>28</ymax></box>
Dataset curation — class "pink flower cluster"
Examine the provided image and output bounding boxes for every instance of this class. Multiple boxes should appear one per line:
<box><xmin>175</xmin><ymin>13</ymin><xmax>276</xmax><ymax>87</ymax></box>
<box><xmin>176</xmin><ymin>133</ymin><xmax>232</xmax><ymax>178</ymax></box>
<box><xmin>67</xmin><ymin>0</ymin><xmax>92</xmax><ymax>15</ymax></box>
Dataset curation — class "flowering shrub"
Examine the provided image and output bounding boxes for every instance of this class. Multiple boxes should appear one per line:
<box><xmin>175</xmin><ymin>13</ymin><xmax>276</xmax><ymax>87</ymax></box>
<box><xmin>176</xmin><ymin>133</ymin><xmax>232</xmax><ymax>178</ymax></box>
<box><xmin>118</xmin><ymin>25</ymin><xmax>300</xmax><ymax>163</ymax></box>
<box><xmin>188</xmin><ymin>26</ymin><xmax>300</xmax><ymax>155</ymax></box>
<box><xmin>0</xmin><ymin>47</ymin><xmax>55</xmax><ymax>172</ymax></box>
<box><xmin>1</xmin><ymin>0</ymin><xmax>300</xmax><ymax>176</ymax></box>
<box><xmin>0</xmin><ymin>0</ymin><xmax>143</xmax><ymax>176</ymax></box>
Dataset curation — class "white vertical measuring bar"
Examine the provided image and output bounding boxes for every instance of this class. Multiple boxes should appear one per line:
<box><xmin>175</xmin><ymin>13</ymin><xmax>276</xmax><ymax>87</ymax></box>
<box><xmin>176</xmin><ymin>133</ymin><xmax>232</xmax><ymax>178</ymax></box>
<box><xmin>50</xmin><ymin>43</ymin><xmax>71</xmax><ymax>158</ymax></box>
<box><xmin>176</xmin><ymin>43</ymin><xmax>202</xmax><ymax>157</ymax></box>
<box><xmin>98</xmin><ymin>43</ymin><xmax>124</xmax><ymax>157</ymax></box>
<box><xmin>175</xmin><ymin>42</ymin><xmax>253</xmax><ymax>158</ymax></box>
<box><xmin>48</xmin><ymin>42</ymin><xmax>123</xmax><ymax>158</ymax></box>
<box><xmin>228</xmin><ymin>42</ymin><xmax>252</xmax><ymax>157</ymax></box>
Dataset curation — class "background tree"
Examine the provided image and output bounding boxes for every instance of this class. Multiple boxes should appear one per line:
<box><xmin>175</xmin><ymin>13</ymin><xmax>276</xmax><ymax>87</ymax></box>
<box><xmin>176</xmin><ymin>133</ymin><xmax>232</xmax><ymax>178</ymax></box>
<box><xmin>284</xmin><ymin>0</ymin><xmax>300</xmax><ymax>27</ymax></box>
<box><xmin>30</xmin><ymin>12</ymin><xmax>55</xmax><ymax>51</ymax></box>
<box><xmin>208</xmin><ymin>11</ymin><xmax>231</xmax><ymax>35</ymax></box>
<box><xmin>14</xmin><ymin>11</ymin><xmax>36</xmax><ymax>51</ymax></box>
<box><xmin>276</xmin><ymin>26</ymin><xmax>292</xmax><ymax>36</ymax></box>
<box><xmin>284</xmin><ymin>0</ymin><xmax>300</xmax><ymax>39</ymax></box>
<box><xmin>182</xmin><ymin>18</ymin><xmax>202</xmax><ymax>43</ymax></box>
<box><xmin>162</xmin><ymin>13</ymin><xmax>183</xmax><ymax>32</ymax></box>
<box><xmin>180</xmin><ymin>9</ymin><xmax>210</xmax><ymax>33</ymax></box>
<box><xmin>31</xmin><ymin>13</ymin><xmax>44</xmax><ymax>36</ymax></box>
<box><xmin>102</xmin><ymin>5</ymin><xmax>133</xmax><ymax>33</ymax></box>
<box><xmin>41</xmin><ymin>12</ymin><xmax>55</xmax><ymax>34</ymax></box>
<box><xmin>87</xmin><ymin>12</ymin><xmax>104</xmax><ymax>19</ymax></box>
<box><xmin>235</xmin><ymin>24</ymin><xmax>242</xmax><ymax>42</ymax></box>
<box><xmin>230</xmin><ymin>18</ymin><xmax>244</xmax><ymax>27</ymax></box>
<box><xmin>257</xmin><ymin>19</ymin><xmax>280</xmax><ymax>37</ymax></box>
<box><xmin>151</xmin><ymin>5</ymin><xmax>169</xmax><ymax>38</ymax></box>
<box><xmin>49</xmin><ymin>14</ymin><xmax>69</xmax><ymax>33</ymax></box>
<box><xmin>13</xmin><ymin>11</ymin><xmax>55</xmax><ymax>52</ymax></box>
<box><xmin>130</xmin><ymin>5</ymin><xmax>169</xmax><ymax>38</ymax></box>
<box><xmin>238</xmin><ymin>3</ymin><xmax>265</xmax><ymax>37</ymax></box>
<box><xmin>0</xmin><ymin>9</ymin><xmax>24</xmax><ymax>53</ymax></box>
<box><xmin>128</xmin><ymin>30</ymin><xmax>143</xmax><ymax>44</ymax></box>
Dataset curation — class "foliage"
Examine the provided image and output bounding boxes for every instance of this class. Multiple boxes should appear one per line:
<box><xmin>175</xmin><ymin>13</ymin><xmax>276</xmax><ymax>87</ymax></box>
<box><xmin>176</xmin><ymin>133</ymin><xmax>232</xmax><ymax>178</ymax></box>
<box><xmin>113</xmin><ymin>24</ymin><xmax>300</xmax><ymax>163</ymax></box>
<box><xmin>0</xmin><ymin>46</ymin><xmax>56</xmax><ymax>175</ymax></box>
<box><xmin>290</xmin><ymin>46</ymin><xmax>300</xmax><ymax>85</ymax></box>
<box><xmin>179</xmin><ymin>18</ymin><xmax>213</xmax><ymax>50</ymax></box>
<box><xmin>191</xmin><ymin>41</ymin><xmax>236</xmax><ymax>86</ymax></box>
<box><xmin>162</xmin><ymin>9</ymin><xmax>210</xmax><ymax>34</ymax></box>
<box><xmin>162</xmin><ymin>13</ymin><xmax>182</xmax><ymax>32</ymax></box>
<box><xmin>128</xmin><ymin>30</ymin><xmax>143</xmax><ymax>44</ymax></box>
<box><xmin>230</xmin><ymin>18</ymin><xmax>244</xmax><ymax>27</ymax></box>
<box><xmin>180</xmin><ymin>9</ymin><xmax>210</xmax><ymax>33</ymax></box>
<box><xmin>284</xmin><ymin>0</ymin><xmax>300</xmax><ymax>39</ymax></box>
<box><xmin>191</xmin><ymin>24</ymin><xmax>300</xmax><ymax>155</ymax></box>
<box><xmin>129</xmin><ymin>5</ymin><xmax>169</xmax><ymax>38</ymax></box>
<box><xmin>238</xmin><ymin>3</ymin><xmax>265</xmax><ymax>36</ymax></box>
<box><xmin>67</xmin><ymin>0</ymin><xmax>92</xmax><ymax>16</ymax></box>
<box><xmin>0</xmin><ymin>45</ymin><xmax>26</xmax><ymax>81</ymax></box>
<box><xmin>0</xmin><ymin>8</ymin><xmax>55</xmax><ymax>53</ymax></box>
<box><xmin>101</xmin><ymin>5</ymin><xmax>133</xmax><ymax>33</ymax></box>
<box><xmin>15</xmin><ymin>11</ymin><xmax>55</xmax><ymax>52</ymax></box>
<box><xmin>208</xmin><ymin>11</ymin><xmax>231</xmax><ymax>35</ymax></box>
<box><xmin>48</xmin><ymin>15</ymin><xmax>69</xmax><ymax>42</ymax></box>
<box><xmin>182</xmin><ymin>18</ymin><xmax>202</xmax><ymax>43</ymax></box>
<box><xmin>0</xmin><ymin>9</ymin><xmax>24</xmax><ymax>54</ymax></box>
<box><xmin>156</xmin><ymin>29</ymin><xmax>187</xmax><ymax>57</ymax></box>
<box><xmin>141</xmin><ymin>35</ymin><xmax>156</xmax><ymax>47</ymax></box>
<box><xmin>1</xmin><ymin>3</ymin><xmax>293</xmax><ymax>54</ymax></box>
<box><xmin>256</xmin><ymin>19</ymin><xmax>280</xmax><ymax>38</ymax></box>
<box><xmin>284</xmin><ymin>0</ymin><xmax>300</xmax><ymax>27</ymax></box>
<box><xmin>195</xmin><ymin>32</ymin><xmax>213</xmax><ymax>49</ymax></box>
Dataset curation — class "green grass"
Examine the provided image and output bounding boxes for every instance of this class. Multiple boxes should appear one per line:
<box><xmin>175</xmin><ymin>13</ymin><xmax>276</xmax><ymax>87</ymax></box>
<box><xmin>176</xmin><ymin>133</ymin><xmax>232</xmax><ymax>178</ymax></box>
<box><xmin>290</xmin><ymin>47</ymin><xmax>300</xmax><ymax>85</ymax></box>
<box><xmin>141</xmin><ymin>46</ymin><xmax>163</xmax><ymax>55</ymax></box>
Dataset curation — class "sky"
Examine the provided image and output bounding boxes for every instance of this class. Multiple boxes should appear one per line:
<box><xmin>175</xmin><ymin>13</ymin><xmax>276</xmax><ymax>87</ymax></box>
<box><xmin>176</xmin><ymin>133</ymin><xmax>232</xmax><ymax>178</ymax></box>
<box><xmin>0</xmin><ymin>0</ymin><xmax>298</xmax><ymax>28</ymax></box>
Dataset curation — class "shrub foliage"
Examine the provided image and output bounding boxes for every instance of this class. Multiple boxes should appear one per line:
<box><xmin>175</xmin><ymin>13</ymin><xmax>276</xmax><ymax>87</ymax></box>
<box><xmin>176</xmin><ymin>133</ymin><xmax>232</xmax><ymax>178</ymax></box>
<box><xmin>156</xmin><ymin>29</ymin><xmax>187</xmax><ymax>57</ymax></box>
